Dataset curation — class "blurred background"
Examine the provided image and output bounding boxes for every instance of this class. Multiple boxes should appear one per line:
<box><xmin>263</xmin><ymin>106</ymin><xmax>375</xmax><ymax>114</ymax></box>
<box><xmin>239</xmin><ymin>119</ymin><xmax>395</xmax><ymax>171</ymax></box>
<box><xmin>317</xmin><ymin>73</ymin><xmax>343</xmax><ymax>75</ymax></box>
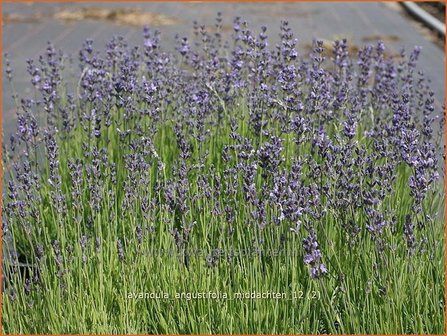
<box><xmin>2</xmin><ymin>1</ymin><xmax>446</xmax><ymax>141</ymax></box>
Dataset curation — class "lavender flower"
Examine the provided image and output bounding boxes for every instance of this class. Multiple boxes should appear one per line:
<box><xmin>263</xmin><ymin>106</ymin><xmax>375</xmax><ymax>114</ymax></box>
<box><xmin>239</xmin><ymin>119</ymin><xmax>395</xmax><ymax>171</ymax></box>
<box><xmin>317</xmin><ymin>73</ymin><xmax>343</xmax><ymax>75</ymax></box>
<box><xmin>302</xmin><ymin>229</ymin><xmax>327</xmax><ymax>279</ymax></box>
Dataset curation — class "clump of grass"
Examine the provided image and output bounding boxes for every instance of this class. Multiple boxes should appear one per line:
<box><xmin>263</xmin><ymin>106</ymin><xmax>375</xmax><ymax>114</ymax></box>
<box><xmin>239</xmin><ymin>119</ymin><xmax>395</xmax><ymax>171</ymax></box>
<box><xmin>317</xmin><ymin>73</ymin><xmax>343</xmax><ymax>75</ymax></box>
<box><xmin>2</xmin><ymin>16</ymin><xmax>445</xmax><ymax>334</ymax></box>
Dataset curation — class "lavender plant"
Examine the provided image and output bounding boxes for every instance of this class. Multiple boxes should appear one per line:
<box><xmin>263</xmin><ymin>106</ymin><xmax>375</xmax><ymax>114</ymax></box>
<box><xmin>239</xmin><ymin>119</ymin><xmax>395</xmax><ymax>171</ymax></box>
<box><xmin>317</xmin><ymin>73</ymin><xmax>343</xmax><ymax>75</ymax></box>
<box><xmin>2</xmin><ymin>17</ymin><xmax>445</xmax><ymax>334</ymax></box>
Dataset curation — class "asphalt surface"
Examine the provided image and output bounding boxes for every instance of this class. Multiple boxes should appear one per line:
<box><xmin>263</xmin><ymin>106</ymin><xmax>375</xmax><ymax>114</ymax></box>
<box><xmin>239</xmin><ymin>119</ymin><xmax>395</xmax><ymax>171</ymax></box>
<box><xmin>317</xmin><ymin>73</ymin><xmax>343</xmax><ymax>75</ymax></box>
<box><xmin>2</xmin><ymin>1</ymin><xmax>445</xmax><ymax>140</ymax></box>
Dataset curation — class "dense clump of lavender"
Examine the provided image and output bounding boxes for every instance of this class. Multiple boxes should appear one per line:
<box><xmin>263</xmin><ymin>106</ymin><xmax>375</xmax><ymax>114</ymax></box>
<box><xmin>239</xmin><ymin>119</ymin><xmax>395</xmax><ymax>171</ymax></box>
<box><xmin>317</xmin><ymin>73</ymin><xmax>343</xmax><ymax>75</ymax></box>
<box><xmin>2</xmin><ymin>15</ymin><xmax>445</xmax><ymax>331</ymax></box>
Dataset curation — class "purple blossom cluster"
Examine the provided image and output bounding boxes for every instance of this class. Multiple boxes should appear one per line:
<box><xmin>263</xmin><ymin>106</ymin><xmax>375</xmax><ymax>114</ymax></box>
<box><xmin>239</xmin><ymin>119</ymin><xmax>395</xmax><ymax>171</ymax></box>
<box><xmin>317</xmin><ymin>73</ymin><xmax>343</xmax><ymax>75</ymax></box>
<box><xmin>2</xmin><ymin>14</ymin><xmax>445</xmax><ymax>293</ymax></box>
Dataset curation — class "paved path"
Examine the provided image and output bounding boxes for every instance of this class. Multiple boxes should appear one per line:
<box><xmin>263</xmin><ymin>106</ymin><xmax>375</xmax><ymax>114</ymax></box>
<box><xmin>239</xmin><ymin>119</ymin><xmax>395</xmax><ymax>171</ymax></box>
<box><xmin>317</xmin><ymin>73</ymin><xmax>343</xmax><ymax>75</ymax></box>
<box><xmin>2</xmin><ymin>1</ymin><xmax>445</xmax><ymax>140</ymax></box>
